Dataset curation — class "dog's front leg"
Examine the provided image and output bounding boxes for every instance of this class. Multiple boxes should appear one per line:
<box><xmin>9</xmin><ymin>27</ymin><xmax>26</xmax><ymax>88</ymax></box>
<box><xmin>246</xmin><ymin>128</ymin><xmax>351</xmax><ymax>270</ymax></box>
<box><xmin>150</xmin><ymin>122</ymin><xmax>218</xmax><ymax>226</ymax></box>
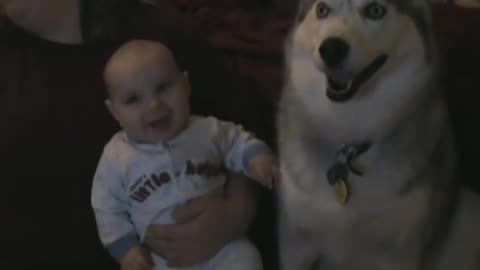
<box><xmin>371</xmin><ymin>242</ymin><xmax>424</xmax><ymax>270</ymax></box>
<box><xmin>278</xmin><ymin>210</ymin><xmax>322</xmax><ymax>270</ymax></box>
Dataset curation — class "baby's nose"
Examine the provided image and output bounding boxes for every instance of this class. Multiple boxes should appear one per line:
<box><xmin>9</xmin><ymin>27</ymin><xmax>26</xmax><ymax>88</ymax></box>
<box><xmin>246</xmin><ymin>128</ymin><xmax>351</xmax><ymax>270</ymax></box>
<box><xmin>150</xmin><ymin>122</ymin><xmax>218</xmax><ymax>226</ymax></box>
<box><xmin>150</xmin><ymin>98</ymin><xmax>168</xmax><ymax>112</ymax></box>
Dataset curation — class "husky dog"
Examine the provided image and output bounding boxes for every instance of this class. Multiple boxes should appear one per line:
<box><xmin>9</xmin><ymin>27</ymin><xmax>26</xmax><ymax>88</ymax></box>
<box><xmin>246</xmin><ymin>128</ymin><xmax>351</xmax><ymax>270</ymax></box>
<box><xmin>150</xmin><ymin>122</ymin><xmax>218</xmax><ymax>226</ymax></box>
<box><xmin>276</xmin><ymin>0</ymin><xmax>480</xmax><ymax>269</ymax></box>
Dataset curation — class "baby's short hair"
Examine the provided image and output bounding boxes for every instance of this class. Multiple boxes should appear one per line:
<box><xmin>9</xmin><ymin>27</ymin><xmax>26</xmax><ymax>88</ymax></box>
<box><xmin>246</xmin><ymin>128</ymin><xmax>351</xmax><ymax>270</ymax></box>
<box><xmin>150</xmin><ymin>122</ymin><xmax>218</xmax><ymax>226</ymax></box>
<box><xmin>102</xmin><ymin>39</ymin><xmax>181</xmax><ymax>99</ymax></box>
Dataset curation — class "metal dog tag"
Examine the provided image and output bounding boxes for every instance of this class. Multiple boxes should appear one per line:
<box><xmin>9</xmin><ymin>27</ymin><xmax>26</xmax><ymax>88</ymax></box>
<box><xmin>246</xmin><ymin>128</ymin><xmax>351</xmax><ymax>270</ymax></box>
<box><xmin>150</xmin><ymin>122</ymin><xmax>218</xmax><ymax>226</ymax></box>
<box><xmin>334</xmin><ymin>180</ymin><xmax>350</xmax><ymax>205</ymax></box>
<box><xmin>327</xmin><ymin>163</ymin><xmax>350</xmax><ymax>205</ymax></box>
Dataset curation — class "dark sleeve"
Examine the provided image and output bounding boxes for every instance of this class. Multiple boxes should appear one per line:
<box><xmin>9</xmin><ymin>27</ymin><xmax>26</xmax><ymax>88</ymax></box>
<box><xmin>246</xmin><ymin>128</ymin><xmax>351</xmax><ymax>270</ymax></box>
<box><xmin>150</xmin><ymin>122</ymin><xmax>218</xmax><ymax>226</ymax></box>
<box><xmin>122</xmin><ymin>2</ymin><xmax>274</xmax><ymax>143</ymax></box>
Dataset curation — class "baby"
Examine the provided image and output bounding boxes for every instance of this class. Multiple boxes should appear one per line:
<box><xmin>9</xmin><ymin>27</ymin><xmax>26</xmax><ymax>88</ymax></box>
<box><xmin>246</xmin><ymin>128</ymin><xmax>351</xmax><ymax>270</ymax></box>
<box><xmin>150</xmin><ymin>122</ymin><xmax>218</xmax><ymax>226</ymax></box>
<box><xmin>91</xmin><ymin>39</ymin><xmax>277</xmax><ymax>270</ymax></box>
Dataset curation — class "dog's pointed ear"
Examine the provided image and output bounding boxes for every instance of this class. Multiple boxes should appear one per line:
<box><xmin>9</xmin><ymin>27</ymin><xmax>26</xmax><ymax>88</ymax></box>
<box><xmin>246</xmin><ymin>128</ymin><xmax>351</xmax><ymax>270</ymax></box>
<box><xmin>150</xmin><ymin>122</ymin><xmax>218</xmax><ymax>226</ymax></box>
<box><xmin>296</xmin><ymin>0</ymin><xmax>315</xmax><ymax>22</ymax></box>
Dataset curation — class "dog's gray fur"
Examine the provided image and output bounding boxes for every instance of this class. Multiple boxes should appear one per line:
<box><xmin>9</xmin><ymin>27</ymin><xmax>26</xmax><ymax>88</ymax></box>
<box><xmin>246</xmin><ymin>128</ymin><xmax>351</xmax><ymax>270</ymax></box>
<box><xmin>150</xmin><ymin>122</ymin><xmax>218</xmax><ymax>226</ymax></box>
<box><xmin>276</xmin><ymin>1</ymin><xmax>480</xmax><ymax>269</ymax></box>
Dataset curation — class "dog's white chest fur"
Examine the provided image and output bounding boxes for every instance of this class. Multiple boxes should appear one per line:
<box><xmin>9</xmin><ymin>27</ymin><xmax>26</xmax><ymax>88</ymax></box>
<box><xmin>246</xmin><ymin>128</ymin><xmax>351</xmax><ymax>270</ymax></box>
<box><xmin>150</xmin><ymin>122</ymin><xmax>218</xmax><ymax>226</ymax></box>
<box><xmin>279</xmin><ymin>152</ymin><xmax>430</xmax><ymax>264</ymax></box>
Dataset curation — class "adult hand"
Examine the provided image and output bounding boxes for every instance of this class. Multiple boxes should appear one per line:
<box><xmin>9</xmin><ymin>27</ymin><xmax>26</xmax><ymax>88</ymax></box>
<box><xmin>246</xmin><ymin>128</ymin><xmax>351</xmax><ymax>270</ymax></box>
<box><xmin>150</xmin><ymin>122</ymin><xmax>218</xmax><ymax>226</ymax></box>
<box><xmin>119</xmin><ymin>245</ymin><xmax>154</xmax><ymax>270</ymax></box>
<box><xmin>144</xmin><ymin>173</ymin><xmax>258</xmax><ymax>267</ymax></box>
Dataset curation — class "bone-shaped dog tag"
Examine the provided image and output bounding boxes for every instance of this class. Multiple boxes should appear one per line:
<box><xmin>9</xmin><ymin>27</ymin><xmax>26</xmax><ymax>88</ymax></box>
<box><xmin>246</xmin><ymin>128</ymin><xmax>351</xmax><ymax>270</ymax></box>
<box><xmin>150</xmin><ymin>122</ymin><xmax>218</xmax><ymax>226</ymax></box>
<box><xmin>327</xmin><ymin>163</ymin><xmax>350</xmax><ymax>205</ymax></box>
<box><xmin>334</xmin><ymin>180</ymin><xmax>349</xmax><ymax>205</ymax></box>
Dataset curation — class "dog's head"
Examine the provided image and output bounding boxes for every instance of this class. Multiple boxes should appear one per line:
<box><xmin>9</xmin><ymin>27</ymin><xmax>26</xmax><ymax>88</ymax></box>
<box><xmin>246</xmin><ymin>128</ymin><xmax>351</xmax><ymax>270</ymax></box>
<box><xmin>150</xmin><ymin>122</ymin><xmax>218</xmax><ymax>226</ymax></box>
<box><xmin>289</xmin><ymin>0</ymin><xmax>435</xmax><ymax>103</ymax></box>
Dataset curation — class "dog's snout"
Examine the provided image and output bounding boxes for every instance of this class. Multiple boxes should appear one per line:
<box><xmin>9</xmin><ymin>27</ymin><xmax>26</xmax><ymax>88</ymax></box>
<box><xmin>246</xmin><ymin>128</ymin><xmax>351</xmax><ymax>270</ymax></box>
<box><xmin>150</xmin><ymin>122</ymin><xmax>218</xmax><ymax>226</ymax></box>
<box><xmin>319</xmin><ymin>38</ymin><xmax>350</xmax><ymax>69</ymax></box>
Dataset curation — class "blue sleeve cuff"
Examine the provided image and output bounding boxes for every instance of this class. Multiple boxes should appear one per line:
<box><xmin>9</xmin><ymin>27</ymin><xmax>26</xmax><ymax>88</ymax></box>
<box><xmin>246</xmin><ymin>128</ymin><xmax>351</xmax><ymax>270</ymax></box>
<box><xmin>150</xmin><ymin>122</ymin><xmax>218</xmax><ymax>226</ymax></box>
<box><xmin>106</xmin><ymin>232</ymin><xmax>140</xmax><ymax>259</ymax></box>
<box><xmin>242</xmin><ymin>142</ymin><xmax>272</xmax><ymax>176</ymax></box>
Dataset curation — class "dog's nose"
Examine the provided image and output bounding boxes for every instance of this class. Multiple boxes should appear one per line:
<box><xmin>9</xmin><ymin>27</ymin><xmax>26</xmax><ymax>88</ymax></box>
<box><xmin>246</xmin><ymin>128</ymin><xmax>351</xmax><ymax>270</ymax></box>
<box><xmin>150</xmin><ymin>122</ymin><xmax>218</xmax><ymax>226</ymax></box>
<box><xmin>319</xmin><ymin>38</ymin><xmax>350</xmax><ymax>69</ymax></box>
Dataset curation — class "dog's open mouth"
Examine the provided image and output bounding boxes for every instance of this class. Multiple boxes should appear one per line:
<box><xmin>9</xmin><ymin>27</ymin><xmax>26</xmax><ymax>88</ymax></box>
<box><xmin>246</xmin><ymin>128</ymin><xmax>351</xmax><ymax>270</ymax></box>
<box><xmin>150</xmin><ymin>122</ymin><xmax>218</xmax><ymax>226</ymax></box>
<box><xmin>326</xmin><ymin>54</ymin><xmax>389</xmax><ymax>102</ymax></box>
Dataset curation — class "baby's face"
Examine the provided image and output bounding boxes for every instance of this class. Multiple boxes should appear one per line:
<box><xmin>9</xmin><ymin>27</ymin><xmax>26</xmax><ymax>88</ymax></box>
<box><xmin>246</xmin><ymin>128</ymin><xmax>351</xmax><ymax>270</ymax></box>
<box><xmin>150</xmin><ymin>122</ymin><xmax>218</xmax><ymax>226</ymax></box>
<box><xmin>106</xmin><ymin>54</ymin><xmax>191</xmax><ymax>143</ymax></box>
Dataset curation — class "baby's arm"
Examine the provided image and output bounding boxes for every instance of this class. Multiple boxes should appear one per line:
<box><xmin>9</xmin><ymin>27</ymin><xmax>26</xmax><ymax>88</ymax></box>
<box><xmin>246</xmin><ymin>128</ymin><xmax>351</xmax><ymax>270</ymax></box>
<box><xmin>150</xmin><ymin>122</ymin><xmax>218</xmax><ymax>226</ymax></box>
<box><xmin>213</xmin><ymin>118</ymin><xmax>278</xmax><ymax>188</ymax></box>
<box><xmin>91</xmin><ymin>148</ymin><xmax>153</xmax><ymax>270</ymax></box>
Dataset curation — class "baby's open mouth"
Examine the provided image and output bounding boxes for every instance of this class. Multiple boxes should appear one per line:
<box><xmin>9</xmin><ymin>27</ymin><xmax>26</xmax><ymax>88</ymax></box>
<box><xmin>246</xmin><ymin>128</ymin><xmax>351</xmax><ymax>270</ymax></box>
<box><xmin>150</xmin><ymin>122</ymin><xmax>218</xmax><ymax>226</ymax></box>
<box><xmin>326</xmin><ymin>54</ymin><xmax>388</xmax><ymax>102</ymax></box>
<box><xmin>147</xmin><ymin>115</ymin><xmax>171</xmax><ymax>129</ymax></box>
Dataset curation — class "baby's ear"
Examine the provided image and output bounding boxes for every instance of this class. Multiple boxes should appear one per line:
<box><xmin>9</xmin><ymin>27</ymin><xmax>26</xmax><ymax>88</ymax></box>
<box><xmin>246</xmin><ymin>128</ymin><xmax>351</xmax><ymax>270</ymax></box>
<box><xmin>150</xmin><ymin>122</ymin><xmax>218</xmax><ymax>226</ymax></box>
<box><xmin>105</xmin><ymin>99</ymin><xmax>113</xmax><ymax>113</ymax></box>
<box><xmin>182</xmin><ymin>71</ymin><xmax>191</xmax><ymax>94</ymax></box>
<box><xmin>105</xmin><ymin>99</ymin><xmax>118</xmax><ymax>122</ymax></box>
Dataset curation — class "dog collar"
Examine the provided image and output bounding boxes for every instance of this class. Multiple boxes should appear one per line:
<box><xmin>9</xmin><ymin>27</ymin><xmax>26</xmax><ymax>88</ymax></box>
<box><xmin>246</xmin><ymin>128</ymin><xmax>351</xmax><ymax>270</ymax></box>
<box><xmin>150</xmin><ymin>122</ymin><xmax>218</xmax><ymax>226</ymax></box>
<box><xmin>327</xmin><ymin>141</ymin><xmax>372</xmax><ymax>205</ymax></box>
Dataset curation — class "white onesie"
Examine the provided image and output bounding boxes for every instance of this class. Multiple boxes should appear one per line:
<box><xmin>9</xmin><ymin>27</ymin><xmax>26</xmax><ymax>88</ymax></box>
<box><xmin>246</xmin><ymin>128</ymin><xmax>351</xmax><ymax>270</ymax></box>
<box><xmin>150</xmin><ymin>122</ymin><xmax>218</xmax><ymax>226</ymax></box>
<box><xmin>91</xmin><ymin>115</ymin><xmax>268</xmax><ymax>270</ymax></box>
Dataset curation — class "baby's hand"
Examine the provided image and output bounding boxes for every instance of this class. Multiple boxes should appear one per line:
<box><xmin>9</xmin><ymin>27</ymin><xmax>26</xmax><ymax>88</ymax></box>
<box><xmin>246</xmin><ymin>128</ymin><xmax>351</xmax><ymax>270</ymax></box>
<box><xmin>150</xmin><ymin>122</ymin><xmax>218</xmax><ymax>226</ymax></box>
<box><xmin>120</xmin><ymin>245</ymin><xmax>154</xmax><ymax>270</ymax></box>
<box><xmin>249</xmin><ymin>154</ymin><xmax>279</xmax><ymax>189</ymax></box>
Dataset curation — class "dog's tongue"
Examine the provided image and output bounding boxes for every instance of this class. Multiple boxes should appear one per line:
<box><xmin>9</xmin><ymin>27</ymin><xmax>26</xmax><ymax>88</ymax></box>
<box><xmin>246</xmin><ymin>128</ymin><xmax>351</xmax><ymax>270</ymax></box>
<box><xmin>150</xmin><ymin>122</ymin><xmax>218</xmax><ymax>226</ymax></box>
<box><xmin>326</xmin><ymin>54</ymin><xmax>388</xmax><ymax>102</ymax></box>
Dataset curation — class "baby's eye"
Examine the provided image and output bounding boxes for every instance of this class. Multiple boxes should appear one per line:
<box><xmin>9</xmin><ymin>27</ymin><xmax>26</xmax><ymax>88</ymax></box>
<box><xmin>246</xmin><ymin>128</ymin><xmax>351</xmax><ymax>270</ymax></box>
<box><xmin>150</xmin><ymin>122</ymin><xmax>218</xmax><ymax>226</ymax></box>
<box><xmin>125</xmin><ymin>95</ymin><xmax>140</xmax><ymax>105</ymax></box>
<box><xmin>155</xmin><ymin>81</ymin><xmax>173</xmax><ymax>93</ymax></box>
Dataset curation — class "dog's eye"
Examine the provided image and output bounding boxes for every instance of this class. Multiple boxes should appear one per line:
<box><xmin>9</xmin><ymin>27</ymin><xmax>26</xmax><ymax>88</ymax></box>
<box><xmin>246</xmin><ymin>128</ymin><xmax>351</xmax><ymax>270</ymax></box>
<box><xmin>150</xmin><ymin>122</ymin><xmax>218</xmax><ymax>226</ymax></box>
<box><xmin>316</xmin><ymin>2</ymin><xmax>330</xmax><ymax>19</ymax></box>
<box><xmin>363</xmin><ymin>2</ymin><xmax>387</xmax><ymax>20</ymax></box>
